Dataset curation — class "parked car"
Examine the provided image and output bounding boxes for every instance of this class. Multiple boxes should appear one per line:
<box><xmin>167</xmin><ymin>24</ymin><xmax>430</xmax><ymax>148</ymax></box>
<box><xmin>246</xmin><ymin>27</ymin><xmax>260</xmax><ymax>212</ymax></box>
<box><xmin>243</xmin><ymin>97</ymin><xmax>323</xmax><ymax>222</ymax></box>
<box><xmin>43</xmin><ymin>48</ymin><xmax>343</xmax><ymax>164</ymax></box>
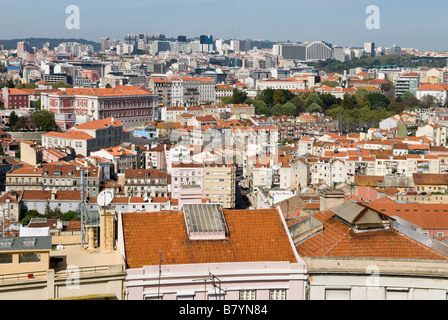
<box><xmin>406</xmin><ymin>190</ymin><xmax>418</xmax><ymax>195</ymax></box>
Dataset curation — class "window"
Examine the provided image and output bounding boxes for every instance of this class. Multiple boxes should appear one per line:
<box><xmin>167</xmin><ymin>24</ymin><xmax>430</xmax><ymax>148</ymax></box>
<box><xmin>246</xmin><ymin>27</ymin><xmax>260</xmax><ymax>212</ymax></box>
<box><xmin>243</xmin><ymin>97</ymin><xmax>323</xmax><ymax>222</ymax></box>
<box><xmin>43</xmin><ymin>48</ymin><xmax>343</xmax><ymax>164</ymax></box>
<box><xmin>438</xmin><ymin>232</ymin><xmax>444</xmax><ymax>238</ymax></box>
<box><xmin>19</xmin><ymin>252</ymin><xmax>41</xmax><ymax>263</ymax></box>
<box><xmin>325</xmin><ymin>289</ymin><xmax>350</xmax><ymax>300</ymax></box>
<box><xmin>386</xmin><ymin>288</ymin><xmax>409</xmax><ymax>300</ymax></box>
<box><xmin>208</xmin><ymin>294</ymin><xmax>225</xmax><ymax>300</ymax></box>
<box><xmin>177</xmin><ymin>295</ymin><xmax>194</xmax><ymax>300</ymax></box>
<box><xmin>270</xmin><ymin>289</ymin><xmax>286</xmax><ymax>300</ymax></box>
<box><xmin>240</xmin><ymin>290</ymin><xmax>256</xmax><ymax>300</ymax></box>
<box><xmin>0</xmin><ymin>254</ymin><xmax>12</xmax><ymax>264</ymax></box>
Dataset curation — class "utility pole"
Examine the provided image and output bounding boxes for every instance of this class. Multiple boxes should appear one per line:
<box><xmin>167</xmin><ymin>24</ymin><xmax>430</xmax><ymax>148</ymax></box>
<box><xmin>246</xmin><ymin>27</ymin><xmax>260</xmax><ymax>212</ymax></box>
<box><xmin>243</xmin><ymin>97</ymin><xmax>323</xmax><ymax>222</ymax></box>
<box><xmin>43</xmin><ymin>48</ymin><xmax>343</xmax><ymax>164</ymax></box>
<box><xmin>80</xmin><ymin>167</ymin><xmax>84</xmax><ymax>247</ymax></box>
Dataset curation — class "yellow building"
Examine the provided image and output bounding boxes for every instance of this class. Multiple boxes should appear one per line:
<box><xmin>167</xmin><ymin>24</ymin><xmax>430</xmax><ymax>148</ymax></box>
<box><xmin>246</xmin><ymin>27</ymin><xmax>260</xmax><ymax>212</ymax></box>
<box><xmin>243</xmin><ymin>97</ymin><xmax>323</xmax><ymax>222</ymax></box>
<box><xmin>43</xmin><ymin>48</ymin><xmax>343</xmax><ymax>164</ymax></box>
<box><xmin>203</xmin><ymin>162</ymin><xmax>236</xmax><ymax>208</ymax></box>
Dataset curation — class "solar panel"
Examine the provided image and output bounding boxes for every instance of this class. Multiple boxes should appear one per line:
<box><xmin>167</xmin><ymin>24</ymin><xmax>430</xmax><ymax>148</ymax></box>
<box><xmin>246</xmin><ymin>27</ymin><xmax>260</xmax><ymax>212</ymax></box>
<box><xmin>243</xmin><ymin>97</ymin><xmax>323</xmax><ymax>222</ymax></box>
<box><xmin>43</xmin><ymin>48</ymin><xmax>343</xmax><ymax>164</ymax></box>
<box><xmin>22</xmin><ymin>238</ymin><xmax>37</xmax><ymax>248</ymax></box>
<box><xmin>0</xmin><ymin>238</ymin><xmax>14</xmax><ymax>248</ymax></box>
<box><xmin>183</xmin><ymin>204</ymin><xmax>228</xmax><ymax>239</ymax></box>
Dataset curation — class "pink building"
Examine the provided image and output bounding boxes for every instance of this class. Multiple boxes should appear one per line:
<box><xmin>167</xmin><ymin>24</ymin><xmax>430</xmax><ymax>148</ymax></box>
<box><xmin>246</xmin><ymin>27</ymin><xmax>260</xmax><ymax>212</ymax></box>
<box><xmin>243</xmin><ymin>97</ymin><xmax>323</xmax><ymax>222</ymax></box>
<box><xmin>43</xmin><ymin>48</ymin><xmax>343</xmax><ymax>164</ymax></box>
<box><xmin>171</xmin><ymin>162</ymin><xmax>203</xmax><ymax>199</ymax></box>
<box><xmin>120</xmin><ymin>204</ymin><xmax>307</xmax><ymax>300</ymax></box>
<box><xmin>40</xmin><ymin>86</ymin><xmax>159</xmax><ymax>129</ymax></box>
<box><xmin>81</xmin><ymin>70</ymin><xmax>101</xmax><ymax>82</ymax></box>
<box><xmin>145</xmin><ymin>144</ymin><xmax>167</xmax><ymax>170</ymax></box>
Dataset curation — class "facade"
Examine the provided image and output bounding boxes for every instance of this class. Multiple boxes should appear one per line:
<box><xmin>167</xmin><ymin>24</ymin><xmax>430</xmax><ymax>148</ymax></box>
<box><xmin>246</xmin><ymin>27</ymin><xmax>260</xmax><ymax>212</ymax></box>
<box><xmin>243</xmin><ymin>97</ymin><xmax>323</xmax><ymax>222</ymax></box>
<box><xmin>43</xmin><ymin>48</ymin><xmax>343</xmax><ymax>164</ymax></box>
<box><xmin>416</xmin><ymin>84</ymin><xmax>448</xmax><ymax>105</ymax></box>
<box><xmin>42</xmin><ymin>131</ymin><xmax>95</xmax><ymax>156</ymax></box>
<box><xmin>1</xmin><ymin>88</ymin><xmax>30</xmax><ymax>109</ymax></box>
<box><xmin>395</xmin><ymin>73</ymin><xmax>420</xmax><ymax>97</ymax></box>
<box><xmin>203</xmin><ymin>162</ymin><xmax>235</xmax><ymax>208</ymax></box>
<box><xmin>124</xmin><ymin>169</ymin><xmax>168</xmax><ymax>198</ymax></box>
<box><xmin>40</xmin><ymin>86</ymin><xmax>159</xmax><ymax>130</ymax></box>
<box><xmin>90</xmin><ymin>146</ymin><xmax>137</xmax><ymax>175</ymax></box>
<box><xmin>306</xmin><ymin>41</ymin><xmax>334</xmax><ymax>61</ymax></box>
<box><xmin>171</xmin><ymin>162</ymin><xmax>204</xmax><ymax>199</ymax></box>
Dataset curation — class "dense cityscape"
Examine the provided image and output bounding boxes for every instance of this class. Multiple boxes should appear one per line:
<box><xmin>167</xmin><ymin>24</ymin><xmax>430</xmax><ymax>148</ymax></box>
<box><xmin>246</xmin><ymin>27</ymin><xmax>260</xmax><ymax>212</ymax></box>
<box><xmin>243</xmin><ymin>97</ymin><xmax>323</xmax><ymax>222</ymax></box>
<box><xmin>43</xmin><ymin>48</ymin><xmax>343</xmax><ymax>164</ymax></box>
<box><xmin>1</xmin><ymin>11</ymin><xmax>448</xmax><ymax>303</ymax></box>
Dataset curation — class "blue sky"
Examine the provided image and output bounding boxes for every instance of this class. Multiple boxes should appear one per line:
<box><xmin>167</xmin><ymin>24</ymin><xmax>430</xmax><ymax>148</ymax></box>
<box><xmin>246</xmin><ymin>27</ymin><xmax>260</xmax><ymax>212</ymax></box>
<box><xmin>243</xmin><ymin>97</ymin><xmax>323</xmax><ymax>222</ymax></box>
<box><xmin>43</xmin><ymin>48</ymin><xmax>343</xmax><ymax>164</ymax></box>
<box><xmin>0</xmin><ymin>0</ymin><xmax>446</xmax><ymax>51</ymax></box>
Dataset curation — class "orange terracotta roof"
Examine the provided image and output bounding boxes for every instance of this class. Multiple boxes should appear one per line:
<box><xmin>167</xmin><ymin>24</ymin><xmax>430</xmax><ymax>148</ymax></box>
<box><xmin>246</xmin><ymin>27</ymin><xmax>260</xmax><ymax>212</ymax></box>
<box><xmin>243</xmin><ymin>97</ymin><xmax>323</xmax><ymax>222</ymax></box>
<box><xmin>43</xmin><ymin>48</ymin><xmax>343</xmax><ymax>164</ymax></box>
<box><xmin>295</xmin><ymin>209</ymin><xmax>448</xmax><ymax>260</ymax></box>
<box><xmin>74</xmin><ymin>117</ymin><xmax>123</xmax><ymax>130</ymax></box>
<box><xmin>42</xmin><ymin>131</ymin><xmax>94</xmax><ymax>140</ymax></box>
<box><xmin>121</xmin><ymin>209</ymin><xmax>298</xmax><ymax>268</ymax></box>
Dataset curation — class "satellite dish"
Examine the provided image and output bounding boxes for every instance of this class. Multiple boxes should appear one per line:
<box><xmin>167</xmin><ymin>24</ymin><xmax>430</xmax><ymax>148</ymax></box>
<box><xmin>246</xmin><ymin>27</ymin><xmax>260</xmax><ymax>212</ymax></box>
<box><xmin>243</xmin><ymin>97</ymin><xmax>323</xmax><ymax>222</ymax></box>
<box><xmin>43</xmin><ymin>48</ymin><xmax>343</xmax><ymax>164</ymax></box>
<box><xmin>97</xmin><ymin>190</ymin><xmax>114</xmax><ymax>207</ymax></box>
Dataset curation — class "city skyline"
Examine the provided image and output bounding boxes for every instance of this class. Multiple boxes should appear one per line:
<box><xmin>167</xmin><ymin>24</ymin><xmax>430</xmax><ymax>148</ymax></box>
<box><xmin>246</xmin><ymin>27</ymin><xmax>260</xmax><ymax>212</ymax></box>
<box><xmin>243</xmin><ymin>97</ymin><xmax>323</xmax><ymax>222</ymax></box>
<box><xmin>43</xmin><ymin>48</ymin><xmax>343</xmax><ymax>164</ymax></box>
<box><xmin>0</xmin><ymin>0</ymin><xmax>447</xmax><ymax>52</ymax></box>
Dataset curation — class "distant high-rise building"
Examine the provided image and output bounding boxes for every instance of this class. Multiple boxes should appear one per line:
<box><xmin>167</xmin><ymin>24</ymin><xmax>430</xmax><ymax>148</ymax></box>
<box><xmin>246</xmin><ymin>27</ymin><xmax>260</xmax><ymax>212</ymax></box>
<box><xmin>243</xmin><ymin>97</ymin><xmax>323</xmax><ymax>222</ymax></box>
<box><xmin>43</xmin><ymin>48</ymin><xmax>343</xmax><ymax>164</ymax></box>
<box><xmin>364</xmin><ymin>42</ymin><xmax>375</xmax><ymax>57</ymax></box>
<box><xmin>199</xmin><ymin>35</ymin><xmax>214</xmax><ymax>52</ymax></box>
<box><xmin>200</xmin><ymin>35</ymin><xmax>213</xmax><ymax>45</ymax></box>
<box><xmin>152</xmin><ymin>41</ymin><xmax>171</xmax><ymax>55</ymax></box>
<box><xmin>273</xmin><ymin>43</ymin><xmax>307</xmax><ymax>60</ymax></box>
<box><xmin>124</xmin><ymin>33</ymin><xmax>165</xmax><ymax>47</ymax></box>
<box><xmin>306</xmin><ymin>41</ymin><xmax>333</xmax><ymax>61</ymax></box>
<box><xmin>389</xmin><ymin>44</ymin><xmax>401</xmax><ymax>56</ymax></box>
<box><xmin>17</xmin><ymin>41</ymin><xmax>30</xmax><ymax>58</ymax></box>
<box><xmin>178</xmin><ymin>35</ymin><xmax>187</xmax><ymax>43</ymax></box>
<box><xmin>231</xmin><ymin>39</ymin><xmax>251</xmax><ymax>52</ymax></box>
<box><xmin>333</xmin><ymin>47</ymin><xmax>348</xmax><ymax>62</ymax></box>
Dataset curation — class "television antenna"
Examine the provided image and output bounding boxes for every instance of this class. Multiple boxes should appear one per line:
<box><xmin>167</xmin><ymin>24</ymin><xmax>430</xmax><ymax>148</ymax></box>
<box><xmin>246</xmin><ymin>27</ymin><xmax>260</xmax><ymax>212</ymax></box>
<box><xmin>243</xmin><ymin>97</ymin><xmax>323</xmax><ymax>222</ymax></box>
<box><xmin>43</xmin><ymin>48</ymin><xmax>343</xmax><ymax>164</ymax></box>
<box><xmin>97</xmin><ymin>189</ymin><xmax>114</xmax><ymax>207</ymax></box>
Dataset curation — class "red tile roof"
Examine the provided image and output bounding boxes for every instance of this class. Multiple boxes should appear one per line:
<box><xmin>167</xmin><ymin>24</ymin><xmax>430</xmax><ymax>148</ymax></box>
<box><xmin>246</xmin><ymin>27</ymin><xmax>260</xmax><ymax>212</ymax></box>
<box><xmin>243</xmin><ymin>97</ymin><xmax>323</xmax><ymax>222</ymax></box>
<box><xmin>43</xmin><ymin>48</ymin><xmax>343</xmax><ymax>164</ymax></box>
<box><xmin>121</xmin><ymin>209</ymin><xmax>298</xmax><ymax>268</ymax></box>
<box><xmin>295</xmin><ymin>209</ymin><xmax>448</xmax><ymax>260</ymax></box>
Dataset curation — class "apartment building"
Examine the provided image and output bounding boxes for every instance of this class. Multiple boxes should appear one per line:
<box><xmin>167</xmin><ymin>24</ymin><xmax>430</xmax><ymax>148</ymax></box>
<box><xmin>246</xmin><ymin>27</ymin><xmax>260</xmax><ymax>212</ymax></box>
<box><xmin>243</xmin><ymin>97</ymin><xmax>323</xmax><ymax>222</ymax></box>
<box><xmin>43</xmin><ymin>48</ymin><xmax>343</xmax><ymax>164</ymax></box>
<box><xmin>6</xmin><ymin>164</ymin><xmax>43</xmax><ymax>192</ymax></box>
<box><xmin>71</xmin><ymin>117</ymin><xmax>126</xmax><ymax>151</ymax></box>
<box><xmin>171</xmin><ymin>162</ymin><xmax>204</xmax><ymax>199</ymax></box>
<box><xmin>416</xmin><ymin>123</ymin><xmax>447</xmax><ymax>146</ymax></box>
<box><xmin>90</xmin><ymin>146</ymin><xmax>137</xmax><ymax>175</ymax></box>
<box><xmin>203</xmin><ymin>162</ymin><xmax>235</xmax><ymax>208</ymax></box>
<box><xmin>123</xmin><ymin>169</ymin><xmax>168</xmax><ymax>198</ymax></box>
<box><xmin>395</xmin><ymin>72</ymin><xmax>420</xmax><ymax>97</ymax></box>
<box><xmin>42</xmin><ymin>130</ymin><xmax>95</xmax><ymax>157</ymax></box>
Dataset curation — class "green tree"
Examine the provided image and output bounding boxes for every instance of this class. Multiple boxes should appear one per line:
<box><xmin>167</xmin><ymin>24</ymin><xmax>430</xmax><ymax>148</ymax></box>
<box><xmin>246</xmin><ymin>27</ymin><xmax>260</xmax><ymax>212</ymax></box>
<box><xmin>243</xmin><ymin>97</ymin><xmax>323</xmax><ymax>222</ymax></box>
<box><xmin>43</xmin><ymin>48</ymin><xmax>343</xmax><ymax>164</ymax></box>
<box><xmin>62</xmin><ymin>210</ymin><xmax>80</xmax><ymax>221</ymax></box>
<box><xmin>232</xmin><ymin>88</ymin><xmax>247</xmax><ymax>104</ymax></box>
<box><xmin>304</xmin><ymin>93</ymin><xmax>323</xmax><ymax>107</ymax></box>
<box><xmin>34</xmin><ymin>98</ymin><xmax>41</xmax><ymax>110</ymax></box>
<box><xmin>30</xmin><ymin>110</ymin><xmax>58</xmax><ymax>131</ymax></box>
<box><xmin>306</xmin><ymin>102</ymin><xmax>323</xmax><ymax>113</ymax></box>
<box><xmin>253</xmin><ymin>100</ymin><xmax>270</xmax><ymax>116</ymax></box>
<box><xmin>13</xmin><ymin>116</ymin><xmax>26</xmax><ymax>130</ymax></box>
<box><xmin>256</xmin><ymin>88</ymin><xmax>275</xmax><ymax>106</ymax></box>
<box><xmin>52</xmin><ymin>82</ymin><xmax>73</xmax><ymax>89</ymax></box>
<box><xmin>273</xmin><ymin>90</ymin><xmax>286</xmax><ymax>105</ymax></box>
<box><xmin>367</xmin><ymin>93</ymin><xmax>391</xmax><ymax>110</ymax></box>
<box><xmin>9</xmin><ymin>110</ymin><xmax>18</xmax><ymax>128</ymax></box>
<box><xmin>282</xmin><ymin>102</ymin><xmax>297</xmax><ymax>116</ymax></box>
<box><xmin>21</xmin><ymin>210</ymin><xmax>40</xmax><ymax>226</ymax></box>
<box><xmin>271</xmin><ymin>104</ymin><xmax>284</xmax><ymax>116</ymax></box>
<box><xmin>221</xmin><ymin>96</ymin><xmax>233</xmax><ymax>104</ymax></box>
<box><xmin>354</xmin><ymin>89</ymin><xmax>371</xmax><ymax>108</ymax></box>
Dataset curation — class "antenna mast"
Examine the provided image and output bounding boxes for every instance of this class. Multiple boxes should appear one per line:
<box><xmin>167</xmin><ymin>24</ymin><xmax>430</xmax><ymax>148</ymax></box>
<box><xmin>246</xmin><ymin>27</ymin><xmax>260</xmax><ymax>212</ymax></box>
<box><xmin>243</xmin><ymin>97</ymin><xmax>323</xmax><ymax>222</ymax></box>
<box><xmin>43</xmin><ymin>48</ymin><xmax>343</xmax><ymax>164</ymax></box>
<box><xmin>157</xmin><ymin>249</ymin><xmax>163</xmax><ymax>300</ymax></box>
<box><xmin>80</xmin><ymin>167</ymin><xmax>84</xmax><ymax>247</ymax></box>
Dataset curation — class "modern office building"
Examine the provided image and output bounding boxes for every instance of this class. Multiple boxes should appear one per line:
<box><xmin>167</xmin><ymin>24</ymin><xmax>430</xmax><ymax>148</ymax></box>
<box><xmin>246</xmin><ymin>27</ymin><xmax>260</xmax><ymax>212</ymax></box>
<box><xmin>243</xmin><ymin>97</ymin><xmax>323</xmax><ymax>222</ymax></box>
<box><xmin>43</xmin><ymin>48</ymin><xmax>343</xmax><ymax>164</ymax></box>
<box><xmin>273</xmin><ymin>43</ymin><xmax>307</xmax><ymax>60</ymax></box>
<box><xmin>364</xmin><ymin>42</ymin><xmax>375</xmax><ymax>57</ymax></box>
<box><xmin>306</xmin><ymin>41</ymin><xmax>334</xmax><ymax>61</ymax></box>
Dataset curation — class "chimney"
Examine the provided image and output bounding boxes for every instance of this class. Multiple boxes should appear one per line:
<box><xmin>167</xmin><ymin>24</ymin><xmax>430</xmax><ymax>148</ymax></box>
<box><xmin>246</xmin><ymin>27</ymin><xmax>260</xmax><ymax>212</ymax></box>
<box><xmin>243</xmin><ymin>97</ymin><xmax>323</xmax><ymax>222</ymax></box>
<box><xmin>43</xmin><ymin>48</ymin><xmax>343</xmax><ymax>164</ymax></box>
<box><xmin>51</xmin><ymin>188</ymin><xmax>57</xmax><ymax>200</ymax></box>
<box><xmin>319</xmin><ymin>188</ymin><xmax>345</xmax><ymax>211</ymax></box>
<box><xmin>100</xmin><ymin>207</ymin><xmax>116</xmax><ymax>253</ymax></box>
